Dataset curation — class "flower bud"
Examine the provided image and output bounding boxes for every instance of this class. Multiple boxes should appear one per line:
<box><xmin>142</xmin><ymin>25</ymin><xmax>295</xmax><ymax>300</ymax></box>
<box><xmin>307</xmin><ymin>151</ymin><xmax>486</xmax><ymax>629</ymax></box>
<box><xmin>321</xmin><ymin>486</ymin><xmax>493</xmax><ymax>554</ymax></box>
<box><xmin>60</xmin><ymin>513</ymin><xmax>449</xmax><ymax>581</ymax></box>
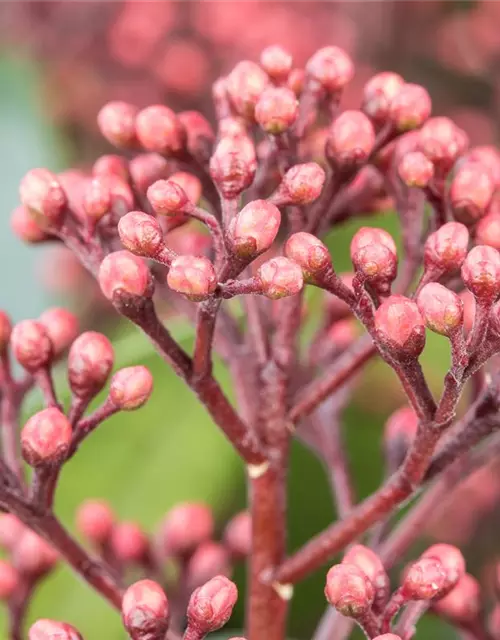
<box><xmin>476</xmin><ymin>213</ymin><xmax>500</xmax><ymax>250</ymax></box>
<box><xmin>0</xmin><ymin>311</ymin><xmax>12</xmax><ymax>355</ymax></box>
<box><xmin>424</xmin><ymin>222</ymin><xmax>469</xmax><ymax>273</ymax></box>
<box><xmin>92</xmin><ymin>174</ymin><xmax>134</xmax><ymax>216</ymax></box>
<box><xmin>461</xmin><ymin>245</ymin><xmax>500</xmax><ymax>301</ymax></box>
<box><xmin>258</xmin><ymin>257</ymin><xmax>304</xmax><ymax>300</ymax></box>
<box><xmin>159</xmin><ymin>502</ymin><xmax>214</xmax><ymax>557</ymax></box>
<box><xmin>228</xmin><ymin>200</ymin><xmax>281</xmax><ymax>257</ymax></box>
<box><xmin>275</xmin><ymin>163</ymin><xmax>326</xmax><ymax>206</ymax></box>
<box><xmin>465</xmin><ymin>145</ymin><xmax>500</xmax><ymax>187</ymax></box>
<box><xmin>326</xmin><ymin>111</ymin><xmax>376</xmax><ymax>168</ymax></box>
<box><xmin>21</xmin><ymin>408</ymin><xmax>72</xmax><ymax>468</ymax></box>
<box><xmin>421</xmin><ymin>544</ymin><xmax>465</xmax><ymax>595</ymax></box>
<box><xmin>401</xmin><ymin>557</ymin><xmax>447</xmax><ymax>600</ymax></box>
<box><xmin>223</xmin><ymin>511</ymin><xmax>251</xmax><ymax>560</ymax></box>
<box><xmin>109</xmin><ymin>366</ymin><xmax>153</xmax><ymax>410</ymax></box>
<box><xmin>350</xmin><ymin>227</ymin><xmax>397</xmax><ymax>288</ymax></box>
<box><xmin>209</xmin><ymin>134</ymin><xmax>257</xmax><ymax>199</ymax></box>
<box><xmin>122</xmin><ymin>579</ymin><xmax>170</xmax><ymax>640</ymax></box>
<box><xmin>460</xmin><ymin>290</ymin><xmax>476</xmax><ymax>333</ymax></box>
<box><xmin>111</xmin><ymin>522</ymin><xmax>149</xmax><ymax>563</ymax></box>
<box><xmin>218</xmin><ymin>116</ymin><xmax>247</xmax><ymax>138</ymax></box>
<box><xmin>288</xmin><ymin>68</ymin><xmax>305</xmax><ymax>96</ymax></box>
<box><xmin>82</xmin><ymin>176</ymin><xmax>112</xmax><ymax>221</ymax></box>
<box><xmin>450</xmin><ymin>162</ymin><xmax>495</xmax><ymax>225</ymax></box>
<box><xmin>260</xmin><ymin>45</ymin><xmax>293</xmax><ymax>81</ymax></box>
<box><xmin>372</xmin><ymin>636</ymin><xmax>402</xmax><ymax>640</ymax></box>
<box><xmin>284</xmin><ymin>232</ymin><xmax>331</xmax><ymax>280</ymax></box>
<box><xmin>39</xmin><ymin>308</ymin><xmax>79</xmax><ymax>357</ymax></box>
<box><xmin>97</xmin><ymin>101</ymin><xmax>138</xmax><ymax>148</ymax></box>
<box><xmin>13</xmin><ymin>530</ymin><xmax>58</xmax><ymax>577</ymax></box>
<box><xmin>76</xmin><ymin>500</ymin><xmax>114</xmax><ymax>545</ymax></box>
<box><xmin>135</xmin><ymin>105</ymin><xmax>185</xmax><ymax>155</ymax></box>
<box><xmin>0</xmin><ymin>514</ymin><xmax>25</xmax><ymax>551</ymax></box>
<box><xmin>384</xmin><ymin>406</ymin><xmax>418</xmax><ymax>468</ymax></box>
<box><xmin>29</xmin><ymin>619</ymin><xmax>83</xmax><ymax>640</ymax></box>
<box><xmin>416</xmin><ymin>283</ymin><xmax>463</xmax><ymax>336</ymax></box>
<box><xmin>118</xmin><ymin>211</ymin><xmax>164</xmax><ymax>258</ymax></box>
<box><xmin>325</xmin><ymin>563</ymin><xmax>375</xmax><ymax>617</ymax></box>
<box><xmin>93</xmin><ymin>154</ymin><xmax>129</xmax><ymax>181</ymax></box>
<box><xmin>255</xmin><ymin>87</ymin><xmax>298</xmax><ymax>134</ymax></box>
<box><xmin>187</xmin><ymin>575</ymin><xmax>238</xmax><ymax>634</ymax></box>
<box><xmin>68</xmin><ymin>331</ymin><xmax>114</xmax><ymax>398</ymax></box>
<box><xmin>343</xmin><ymin>545</ymin><xmax>389</xmax><ymax>605</ymax></box>
<box><xmin>11</xmin><ymin>206</ymin><xmax>50</xmax><ymax>243</ymax></box>
<box><xmin>419</xmin><ymin>117</ymin><xmax>467</xmax><ymax>172</ymax></box>
<box><xmin>374</xmin><ymin>295</ymin><xmax>426</xmax><ymax>358</ymax></box>
<box><xmin>226</xmin><ymin>61</ymin><xmax>269</xmax><ymax>119</ymax></box>
<box><xmin>187</xmin><ymin>541</ymin><xmax>231</xmax><ymax>589</ymax></box>
<box><xmin>178</xmin><ymin>111</ymin><xmax>215</xmax><ymax>165</ymax></box>
<box><xmin>362</xmin><ymin>72</ymin><xmax>404</xmax><ymax>122</ymax></box>
<box><xmin>306</xmin><ymin>46</ymin><xmax>354</xmax><ymax>92</ymax></box>
<box><xmin>433</xmin><ymin>574</ymin><xmax>480</xmax><ymax>624</ymax></box>
<box><xmin>169</xmin><ymin>172</ymin><xmax>202</xmax><ymax>206</ymax></box>
<box><xmin>129</xmin><ymin>153</ymin><xmax>169</xmax><ymax>194</ymax></box>
<box><xmin>99</xmin><ymin>251</ymin><xmax>153</xmax><ymax>302</ymax></box>
<box><xmin>398</xmin><ymin>151</ymin><xmax>434</xmax><ymax>188</ymax></box>
<box><xmin>388</xmin><ymin>84</ymin><xmax>432</xmax><ymax>131</ymax></box>
<box><xmin>0</xmin><ymin>560</ymin><xmax>19</xmax><ymax>600</ymax></box>
<box><xmin>147</xmin><ymin>179</ymin><xmax>190</xmax><ymax>217</ymax></box>
<box><xmin>19</xmin><ymin>169</ymin><xmax>67</xmax><ymax>228</ymax></box>
<box><xmin>11</xmin><ymin>320</ymin><xmax>52</xmax><ymax>371</ymax></box>
<box><xmin>167</xmin><ymin>255</ymin><xmax>217</xmax><ymax>301</ymax></box>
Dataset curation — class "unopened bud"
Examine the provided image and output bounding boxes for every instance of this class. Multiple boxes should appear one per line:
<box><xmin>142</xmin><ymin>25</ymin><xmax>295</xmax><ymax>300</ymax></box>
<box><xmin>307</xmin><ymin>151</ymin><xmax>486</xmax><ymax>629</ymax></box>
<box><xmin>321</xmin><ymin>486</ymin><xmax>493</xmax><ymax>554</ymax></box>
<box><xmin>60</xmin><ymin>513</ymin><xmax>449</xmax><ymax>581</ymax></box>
<box><xmin>39</xmin><ymin>308</ymin><xmax>79</xmax><ymax>357</ymax></box>
<box><xmin>187</xmin><ymin>541</ymin><xmax>231</xmax><ymax>589</ymax></box>
<box><xmin>98</xmin><ymin>101</ymin><xmax>138</xmax><ymax>148</ymax></box>
<box><xmin>461</xmin><ymin>245</ymin><xmax>500</xmax><ymax>301</ymax></box>
<box><xmin>111</xmin><ymin>522</ymin><xmax>149</xmax><ymax>563</ymax></box>
<box><xmin>93</xmin><ymin>154</ymin><xmax>129</xmax><ymax>181</ymax></box>
<box><xmin>29</xmin><ymin>619</ymin><xmax>83</xmax><ymax>640</ymax></box>
<box><xmin>82</xmin><ymin>177</ymin><xmax>112</xmax><ymax>221</ymax></box>
<box><xmin>343</xmin><ymin>545</ymin><xmax>389</xmax><ymax>606</ymax></box>
<box><xmin>350</xmin><ymin>227</ymin><xmax>397</xmax><ymax>288</ymax></box>
<box><xmin>374</xmin><ymin>295</ymin><xmax>426</xmax><ymax>358</ymax></box>
<box><xmin>325</xmin><ymin>563</ymin><xmax>375</xmax><ymax>617</ymax></box>
<box><xmin>384</xmin><ymin>406</ymin><xmax>418</xmax><ymax>468</ymax></box>
<box><xmin>288</xmin><ymin>68</ymin><xmax>305</xmax><ymax>96</ymax></box>
<box><xmin>306</xmin><ymin>46</ymin><xmax>354</xmax><ymax>92</ymax></box>
<box><xmin>92</xmin><ymin>174</ymin><xmax>134</xmax><ymax>216</ymax></box>
<box><xmin>0</xmin><ymin>514</ymin><xmax>25</xmax><ymax>551</ymax></box>
<box><xmin>159</xmin><ymin>503</ymin><xmax>214</xmax><ymax>557</ymax></box>
<box><xmin>167</xmin><ymin>255</ymin><xmax>217</xmax><ymax>302</ymax></box>
<box><xmin>258</xmin><ymin>257</ymin><xmax>304</xmax><ymax>300</ymax></box>
<box><xmin>255</xmin><ymin>87</ymin><xmax>298</xmax><ymax>134</ymax></box>
<box><xmin>129</xmin><ymin>153</ymin><xmax>169</xmax><ymax>194</ymax></box>
<box><xmin>228</xmin><ymin>200</ymin><xmax>281</xmax><ymax>257</ymax></box>
<box><xmin>0</xmin><ymin>560</ymin><xmax>19</xmax><ymax>600</ymax></box>
<box><xmin>388</xmin><ymin>84</ymin><xmax>432</xmax><ymax>131</ymax></box>
<box><xmin>362</xmin><ymin>72</ymin><xmax>404</xmax><ymax>122</ymax></box>
<box><xmin>11</xmin><ymin>206</ymin><xmax>50</xmax><ymax>243</ymax></box>
<box><xmin>416</xmin><ymin>283</ymin><xmax>463</xmax><ymax>336</ymax></box>
<box><xmin>68</xmin><ymin>331</ymin><xmax>114</xmax><ymax>398</ymax></box>
<box><xmin>209</xmin><ymin>134</ymin><xmax>257</xmax><ymax>199</ymax></box>
<box><xmin>465</xmin><ymin>145</ymin><xmax>500</xmax><ymax>187</ymax></box>
<box><xmin>13</xmin><ymin>530</ymin><xmax>58</xmax><ymax>577</ymax></box>
<box><xmin>476</xmin><ymin>213</ymin><xmax>500</xmax><ymax>250</ymax></box>
<box><xmin>76</xmin><ymin>500</ymin><xmax>114</xmax><ymax>545</ymax></box>
<box><xmin>421</xmin><ymin>544</ymin><xmax>465</xmax><ymax>595</ymax></box>
<box><xmin>148</xmin><ymin>179</ymin><xmax>190</xmax><ymax>217</ymax></box>
<box><xmin>135</xmin><ymin>105</ymin><xmax>185</xmax><ymax>155</ymax></box>
<box><xmin>273</xmin><ymin>163</ymin><xmax>326</xmax><ymax>205</ymax></box>
<box><xmin>226</xmin><ymin>61</ymin><xmax>269</xmax><ymax>119</ymax></box>
<box><xmin>401</xmin><ymin>557</ymin><xmax>447</xmax><ymax>600</ymax></box>
<box><xmin>169</xmin><ymin>172</ymin><xmax>202</xmax><ymax>206</ymax></box>
<box><xmin>424</xmin><ymin>222</ymin><xmax>469</xmax><ymax>273</ymax></box>
<box><xmin>450</xmin><ymin>162</ymin><xmax>495</xmax><ymax>225</ymax></box>
<box><xmin>223</xmin><ymin>511</ymin><xmax>251</xmax><ymax>560</ymax></box>
<box><xmin>109</xmin><ymin>366</ymin><xmax>153</xmax><ymax>410</ymax></box>
<box><xmin>186</xmin><ymin>575</ymin><xmax>238</xmax><ymax>634</ymax></box>
<box><xmin>99</xmin><ymin>251</ymin><xmax>153</xmax><ymax>302</ymax></box>
<box><xmin>118</xmin><ymin>211</ymin><xmax>164</xmax><ymax>258</ymax></box>
<box><xmin>122</xmin><ymin>579</ymin><xmax>169</xmax><ymax>640</ymax></box>
<box><xmin>178</xmin><ymin>111</ymin><xmax>215</xmax><ymax>165</ymax></box>
<box><xmin>398</xmin><ymin>151</ymin><xmax>434</xmax><ymax>188</ymax></box>
<box><xmin>260</xmin><ymin>46</ymin><xmax>293</xmax><ymax>82</ymax></box>
<box><xmin>19</xmin><ymin>169</ymin><xmax>67</xmax><ymax>228</ymax></box>
<box><xmin>11</xmin><ymin>320</ymin><xmax>52</xmax><ymax>371</ymax></box>
<box><xmin>21</xmin><ymin>408</ymin><xmax>72</xmax><ymax>467</ymax></box>
<box><xmin>326</xmin><ymin>111</ymin><xmax>375</xmax><ymax>168</ymax></box>
<box><xmin>419</xmin><ymin>117</ymin><xmax>467</xmax><ymax>172</ymax></box>
<box><xmin>372</xmin><ymin>636</ymin><xmax>402</xmax><ymax>640</ymax></box>
<box><xmin>0</xmin><ymin>311</ymin><xmax>12</xmax><ymax>354</ymax></box>
<box><xmin>433</xmin><ymin>574</ymin><xmax>480</xmax><ymax>624</ymax></box>
<box><xmin>284</xmin><ymin>232</ymin><xmax>331</xmax><ymax>280</ymax></box>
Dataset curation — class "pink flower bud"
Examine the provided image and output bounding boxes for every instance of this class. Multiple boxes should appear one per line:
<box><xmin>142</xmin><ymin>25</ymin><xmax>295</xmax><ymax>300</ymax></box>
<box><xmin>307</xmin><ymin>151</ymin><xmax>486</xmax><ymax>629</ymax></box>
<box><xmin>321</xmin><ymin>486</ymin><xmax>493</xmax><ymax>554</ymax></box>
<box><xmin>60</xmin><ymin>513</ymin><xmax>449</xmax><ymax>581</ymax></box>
<box><xmin>99</xmin><ymin>251</ymin><xmax>153</xmax><ymax>302</ymax></box>
<box><xmin>93</xmin><ymin>154</ymin><xmax>129</xmax><ymax>181</ymax></box>
<box><xmin>461</xmin><ymin>245</ymin><xmax>500</xmax><ymax>301</ymax></box>
<box><xmin>11</xmin><ymin>320</ymin><xmax>52</xmax><ymax>371</ymax></box>
<box><xmin>284</xmin><ymin>232</ymin><xmax>331</xmax><ymax>280</ymax></box>
<box><xmin>476</xmin><ymin>213</ymin><xmax>500</xmax><ymax>250</ymax></box>
<box><xmin>118</xmin><ymin>212</ymin><xmax>164</xmax><ymax>258</ymax></box>
<box><xmin>460</xmin><ymin>290</ymin><xmax>476</xmax><ymax>333</ymax></box>
<box><xmin>135</xmin><ymin>105</ymin><xmax>185</xmax><ymax>155</ymax></box>
<box><xmin>109</xmin><ymin>366</ymin><xmax>153</xmax><ymax>410</ymax></box>
<box><xmin>433</xmin><ymin>574</ymin><xmax>480</xmax><ymax>624</ymax></box>
<box><xmin>350</xmin><ymin>227</ymin><xmax>397</xmax><ymax>287</ymax></box>
<box><xmin>39</xmin><ymin>308</ymin><xmax>79</xmax><ymax>357</ymax></box>
<box><xmin>160</xmin><ymin>503</ymin><xmax>214</xmax><ymax>557</ymax></box>
<box><xmin>187</xmin><ymin>575</ymin><xmax>238</xmax><ymax>634</ymax></box>
<box><xmin>258</xmin><ymin>257</ymin><xmax>304</xmax><ymax>300</ymax></box>
<box><xmin>223</xmin><ymin>511</ymin><xmax>251</xmax><ymax>560</ymax></box>
<box><xmin>398</xmin><ymin>151</ymin><xmax>434</xmax><ymax>188</ymax></box>
<box><xmin>97</xmin><ymin>101</ymin><xmax>138</xmax><ymax>148</ymax></box>
<box><xmin>424</xmin><ymin>222</ymin><xmax>470</xmax><ymax>273</ymax></box>
<box><xmin>388</xmin><ymin>84</ymin><xmax>432</xmax><ymax>131</ymax></box>
<box><xmin>306</xmin><ymin>46</ymin><xmax>354</xmax><ymax>92</ymax></box>
<box><xmin>465</xmin><ymin>145</ymin><xmax>500</xmax><ymax>187</ymax></box>
<box><xmin>11</xmin><ymin>206</ymin><xmax>50</xmax><ymax>243</ymax></box>
<box><xmin>226</xmin><ymin>61</ymin><xmax>269</xmax><ymax>119</ymax></box>
<box><xmin>209</xmin><ymin>134</ymin><xmax>257</xmax><ymax>199</ymax></box>
<box><xmin>326</xmin><ymin>111</ymin><xmax>376</xmax><ymax>168</ymax></box>
<box><xmin>288</xmin><ymin>68</ymin><xmax>305</xmax><ymax>96</ymax></box>
<box><xmin>122</xmin><ymin>579</ymin><xmax>170</xmax><ymax>640</ymax></box>
<box><xmin>169</xmin><ymin>172</ymin><xmax>202</xmax><ymax>206</ymax></box>
<box><xmin>187</xmin><ymin>541</ymin><xmax>231</xmax><ymax>589</ymax></box>
<box><xmin>362</xmin><ymin>72</ymin><xmax>405</xmax><ymax>122</ymax></box>
<box><xmin>91</xmin><ymin>174</ymin><xmax>134</xmax><ymax>216</ymax></box>
<box><xmin>0</xmin><ymin>514</ymin><xmax>25</xmax><ymax>551</ymax></box>
<box><xmin>255</xmin><ymin>87</ymin><xmax>298</xmax><ymax>134</ymax></box>
<box><xmin>325</xmin><ymin>563</ymin><xmax>375</xmax><ymax>617</ymax></box>
<box><xmin>82</xmin><ymin>177</ymin><xmax>112</xmax><ymax>221</ymax></box>
<box><xmin>450</xmin><ymin>162</ymin><xmax>495</xmax><ymax>224</ymax></box>
<box><xmin>0</xmin><ymin>560</ymin><xmax>19</xmax><ymax>600</ymax></box>
<box><xmin>21</xmin><ymin>408</ymin><xmax>72</xmax><ymax>467</ymax></box>
<box><xmin>275</xmin><ymin>163</ymin><xmax>326</xmax><ymax>205</ymax></box>
<box><xmin>260</xmin><ymin>45</ymin><xmax>293</xmax><ymax>81</ymax></box>
<box><xmin>218</xmin><ymin>116</ymin><xmax>247</xmax><ymax>138</ymax></box>
<box><xmin>111</xmin><ymin>522</ymin><xmax>149</xmax><ymax>563</ymax></box>
<box><xmin>419</xmin><ymin>117</ymin><xmax>467</xmax><ymax>172</ymax></box>
<box><xmin>13</xmin><ymin>530</ymin><xmax>58</xmax><ymax>577</ymax></box>
<box><xmin>228</xmin><ymin>200</ymin><xmax>281</xmax><ymax>257</ymax></box>
<box><xmin>29</xmin><ymin>619</ymin><xmax>83</xmax><ymax>640</ymax></box>
<box><xmin>147</xmin><ymin>179</ymin><xmax>190</xmax><ymax>217</ymax></box>
<box><xmin>178</xmin><ymin>111</ymin><xmax>215</xmax><ymax>165</ymax></box>
<box><xmin>343</xmin><ymin>545</ymin><xmax>387</xmax><ymax>591</ymax></box>
<box><xmin>401</xmin><ymin>557</ymin><xmax>447</xmax><ymax>600</ymax></box>
<box><xmin>19</xmin><ymin>169</ymin><xmax>67</xmax><ymax>228</ymax></box>
<box><xmin>416</xmin><ymin>283</ymin><xmax>463</xmax><ymax>336</ymax></box>
<box><xmin>76</xmin><ymin>500</ymin><xmax>115</xmax><ymax>545</ymax></box>
<box><xmin>372</xmin><ymin>636</ymin><xmax>402</xmax><ymax>640</ymax></box>
<box><xmin>0</xmin><ymin>311</ymin><xmax>12</xmax><ymax>355</ymax></box>
<box><xmin>421</xmin><ymin>544</ymin><xmax>465</xmax><ymax>595</ymax></box>
<box><xmin>374</xmin><ymin>295</ymin><xmax>426</xmax><ymax>358</ymax></box>
<box><xmin>167</xmin><ymin>255</ymin><xmax>217</xmax><ymax>301</ymax></box>
<box><xmin>385</xmin><ymin>406</ymin><xmax>418</xmax><ymax>448</ymax></box>
<box><xmin>129</xmin><ymin>153</ymin><xmax>169</xmax><ymax>194</ymax></box>
<box><xmin>68</xmin><ymin>331</ymin><xmax>114</xmax><ymax>398</ymax></box>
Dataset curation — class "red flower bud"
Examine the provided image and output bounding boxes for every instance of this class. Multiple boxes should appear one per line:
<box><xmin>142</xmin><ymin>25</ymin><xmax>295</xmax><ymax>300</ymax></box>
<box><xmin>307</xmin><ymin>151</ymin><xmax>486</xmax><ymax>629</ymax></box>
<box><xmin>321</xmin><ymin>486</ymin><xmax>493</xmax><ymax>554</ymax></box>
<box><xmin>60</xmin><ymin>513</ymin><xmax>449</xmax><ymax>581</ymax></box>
<box><xmin>343</xmin><ymin>545</ymin><xmax>387</xmax><ymax>590</ymax></box>
<box><xmin>465</xmin><ymin>145</ymin><xmax>500</xmax><ymax>187</ymax></box>
<box><xmin>258</xmin><ymin>257</ymin><xmax>304</xmax><ymax>300</ymax></box>
<box><xmin>461</xmin><ymin>245</ymin><xmax>500</xmax><ymax>301</ymax></box>
<box><xmin>11</xmin><ymin>319</ymin><xmax>52</xmax><ymax>371</ymax></box>
<box><xmin>76</xmin><ymin>500</ymin><xmax>115</xmax><ymax>545</ymax></box>
<box><xmin>97</xmin><ymin>101</ymin><xmax>138</xmax><ymax>148</ymax></box>
<box><xmin>223</xmin><ymin>511</ymin><xmax>251</xmax><ymax>560</ymax></box>
<box><xmin>416</xmin><ymin>283</ymin><xmax>463</xmax><ymax>336</ymax></box>
<box><xmin>450</xmin><ymin>162</ymin><xmax>495</xmax><ymax>224</ymax></box>
<box><xmin>93</xmin><ymin>154</ymin><xmax>129</xmax><ymax>181</ymax></box>
<box><xmin>21</xmin><ymin>408</ymin><xmax>72</xmax><ymax>467</ymax></box>
<box><xmin>401</xmin><ymin>557</ymin><xmax>447</xmax><ymax>600</ymax></box>
<box><xmin>274</xmin><ymin>163</ymin><xmax>326</xmax><ymax>205</ymax></box>
<box><xmin>167</xmin><ymin>255</ymin><xmax>217</xmax><ymax>301</ymax></box>
<box><xmin>178</xmin><ymin>111</ymin><xmax>215</xmax><ymax>165</ymax></box>
<box><xmin>326</xmin><ymin>111</ymin><xmax>376</xmax><ymax>168</ymax></box>
<box><xmin>209</xmin><ymin>134</ymin><xmax>257</xmax><ymax>199</ymax></box>
<box><xmin>29</xmin><ymin>619</ymin><xmax>83</xmax><ymax>640</ymax></box>
<box><xmin>0</xmin><ymin>311</ymin><xmax>12</xmax><ymax>355</ymax></box>
<box><xmin>82</xmin><ymin>177</ymin><xmax>112</xmax><ymax>221</ymax></box>
<box><xmin>109</xmin><ymin>366</ymin><xmax>153</xmax><ymax>410</ymax></box>
<box><xmin>350</xmin><ymin>227</ymin><xmax>397</xmax><ymax>287</ymax></box>
<box><xmin>99</xmin><ymin>251</ymin><xmax>153</xmax><ymax>302</ymax></box>
<box><xmin>0</xmin><ymin>514</ymin><xmax>25</xmax><ymax>551</ymax></box>
<box><xmin>388</xmin><ymin>84</ymin><xmax>432</xmax><ymax>131</ymax></box>
<box><xmin>325</xmin><ymin>563</ymin><xmax>375</xmax><ymax>617</ymax></box>
<box><xmin>362</xmin><ymin>72</ymin><xmax>404</xmax><ymax>122</ymax></box>
<box><xmin>421</xmin><ymin>544</ymin><xmax>465</xmax><ymax>595</ymax></box>
<box><xmin>228</xmin><ymin>200</ymin><xmax>281</xmax><ymax>257</ymax></box>
<box><xmin>255</xmin><ymin>87</ymin><xmax>298</xmax><ymax>134</ymax></box>
<box><xmin>135</xmin><ymin>105</ymin><xmax>185</xmax><ymax>155</ymax></box>
<box><xmin>306</xmin><ymin>46</ymin><xmax>354</xmax><ymax>92</ymax></box>
<box><xmin>284</xmin><ymin>232</ymin><xmax>331</xmax><ymax>280</ymax></box>
<box><xmin>118</xmin><ymin>212</ymin><xmax>164</xmax><ymax>258</ymax></box>
<box><xmin>122</xmin><ymin>579</ymin><xmax>170</xmax><ymax>640</ymax></box>
<box><xmin>419</xmin><ymin>117</ymin><xmax>468</xmax><ymax>172</ymax></box>
<box><xmin>19</xmin><ymin>169</ymin><xmax>67</xmax><ymax>228</ymax></box>
<box><xmin>226</xmin><ymin>61</ymin><xmax>269</xmax><ymax>119</ymax></box>
<box><xmin>186</xmin><ymin>575</ymin><xmax>238</xmax><ymax>634</ymax></box>
<box><xmin>39</xmin><ymin>308</ymin><xmax>79</xmax><ymax>357</ymax></box>
<box><xmin>433</xmin><ymin>574</ymin><xmax>480</xmax><ymax>624</ymax></box>
<box><xmin>476</xmin><ymin>213</ymin><xmax>500</xmax><ymax>250</ymax></box>
<box><xmin>148</xmin><ymin>179</ymin><xmax>190</xmax><ymax>217</ymax></box>
<box><xmin>160</xmin><ymin>503</ymin><xmax>214</xmax><ymax>557</ymax></box>
<box><xmin>398</xmin><ymin>151</ymin><xmax>434</xmax><ymax>188</ymax></box>
<box><xmin>129</xmin><ymin>153</ymin><xmax>169</xmax><ymax>194</ymax></box>
<box><xmin>68</xmin><ymin>331</ymin><xmax>114</xmax><ymax>398</ymax></box>
<box><xmin>111</xmin><ymin>522</ymin><xmax>149</xmax><ymax>563</ymax></box>
<box><xmin>424</xmin><ymin>222</ymin><xmax>469</xmax><ymax>273</ymax></box>
<box><xmin>11</xmin><ymin>206</ymin><xmax>50</xmax><ymax>243</ymax></box>
<box><xmin>260</xmin><ymin>45</ymin><xmax>293</xmax><ymax>82</ymax></box>
<box><xmin>13</xmin><ymin>530</ymin><xmax>58</xmax><ymax>577</ymax></box>
<box><xmin>187</xmin><ymin>541</ymin><xmax>231</xmax><ymax>589</ymax></box>
<box><xmin>0</xmin><ymin>560</ymin><xmax>19</xmax><ymax>600</ymax></box>
<box><xmin>374</xmin><ymin>295</ymin><xmax>426</xmax><ymax>358</ymax></box>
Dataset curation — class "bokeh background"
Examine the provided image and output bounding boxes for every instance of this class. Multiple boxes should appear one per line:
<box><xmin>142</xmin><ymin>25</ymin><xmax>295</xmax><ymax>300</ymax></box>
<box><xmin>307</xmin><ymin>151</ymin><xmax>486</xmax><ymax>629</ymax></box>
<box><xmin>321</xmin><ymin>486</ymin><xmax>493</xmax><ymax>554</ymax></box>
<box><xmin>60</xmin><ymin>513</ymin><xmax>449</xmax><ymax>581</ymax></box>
<box><xmin>0</xmin><ymin>1</ymin><xmax>500</xmax><ymax>638</ymax></box>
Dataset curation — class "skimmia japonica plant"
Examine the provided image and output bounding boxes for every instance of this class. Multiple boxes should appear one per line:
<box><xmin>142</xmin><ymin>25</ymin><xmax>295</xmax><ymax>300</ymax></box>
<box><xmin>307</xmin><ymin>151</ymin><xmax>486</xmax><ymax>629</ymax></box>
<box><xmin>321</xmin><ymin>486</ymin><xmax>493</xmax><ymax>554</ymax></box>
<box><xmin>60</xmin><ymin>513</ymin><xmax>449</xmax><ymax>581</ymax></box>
<box><xmin>2</xmin><ymin>43</ymin><xmax>500</xmax><ymax>640</ymax></box>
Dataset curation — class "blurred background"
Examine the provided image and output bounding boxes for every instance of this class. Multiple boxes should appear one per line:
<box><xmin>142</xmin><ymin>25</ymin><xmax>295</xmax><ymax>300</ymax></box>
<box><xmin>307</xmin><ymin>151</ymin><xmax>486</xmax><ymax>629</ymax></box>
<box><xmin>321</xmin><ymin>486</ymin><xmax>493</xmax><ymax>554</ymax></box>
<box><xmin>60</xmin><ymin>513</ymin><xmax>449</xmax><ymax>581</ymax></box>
<box><xmin>1</xmin><ymin>1</ymin><xmax>500</xmax><ymax>638</ymax></box>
